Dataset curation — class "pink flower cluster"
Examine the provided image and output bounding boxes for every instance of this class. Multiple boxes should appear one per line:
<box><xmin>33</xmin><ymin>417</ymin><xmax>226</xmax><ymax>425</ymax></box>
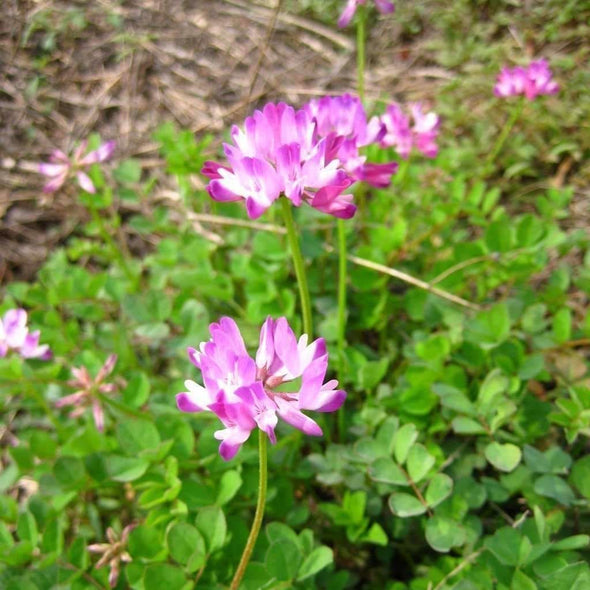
<box><xmin>176</xmin><ymin>317</ymin><xmax>346</xmax><ymax>460</ymax></box>
<box><xmin>494</xmin><ymin>59</ymin><xmax>559</xmax><ymax>100</ymax></box>
<box><xmin>39</xmin><ymin>140</ymin><xmax>115</xmax><ymax>194</ymax></box>
<box><xmin>304</xmin><ymin>94</ymin><xmax>398</xmax><ymax>188</ymax></box>
<box><xmin>338</xmin><ymin>0</ymin><xmax>395</xmax><ymax>28</ymax></box>
<box><xmin>379</xmin><ymin>102</ymin><xmax>440</xmax><ymax>159</ymax></box>
<box><xmin>0</xmin><ymin>309</ymin><xmax>51</xmax><ymax>360</ymax></box>
<box><xmin>202</xmin><ymin>98</ymin><xmax>398</xmax><ymax>220</ymax></box>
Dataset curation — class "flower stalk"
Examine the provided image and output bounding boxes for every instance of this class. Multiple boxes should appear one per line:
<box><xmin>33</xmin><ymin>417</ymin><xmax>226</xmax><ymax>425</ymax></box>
<box><xmin>229</xmin><ymin>430</ymin><xmax>268</xmax><ymax>590</ymax></box>
<box><xmin>484</xmin><ymin>97</ymin><xmax>525</xmax><ymax>176</ymax></box>
<box><xmin>280</xmin><ymin>197</ymin><xmax>313</xmax><ymax>338</ymax></box>
<box><xmin>356</xmin><ymin>5</ymin><xmax>366</xmax><ymax>103</ymax></box>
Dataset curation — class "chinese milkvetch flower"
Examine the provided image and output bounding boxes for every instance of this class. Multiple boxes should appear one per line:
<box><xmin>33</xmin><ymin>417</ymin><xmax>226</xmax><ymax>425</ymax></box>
<box><xmin>524</xmin><ymin>59</ymin><xmax>559</xmax><ymax>99</ymax></box>
<box><xmin>409</xmin><ymin>103</ymin><xmax>440</xmax><ymax>158</ymax></box>
<box><xmin>338</xmin><ymin>0</ymin><xmax>395</xmax><ymax>28</ymax></box>
<box><xmin>177</xmin><ymin>317</ymin><xmax>346</xmax><ymax>460</ymax></box>
<box><xmin>380</xmin><ymin>101</ymin><xmax>440</xmax><ymax>159</ymax></box>
<box><xmin>202</xmin><ymin>102</ymin><xmax>358</xmax><ymax>219</ymax></box>
<box><xmin>55</xmin><ymin>354</ymin><xmax>118</xmax><ymax>432</ymax></box>
<box><xmin>0</xmin><ymin>309</ymin><xmax>51</xmax><ymax>360</ymax></box>
<box><xmin>39</xmin><ymin>139</ymin><xmax>115</xmax><ymax>193</ymax></box>
<box><xmin>304</xmin><ymin>93</ymin><xmax>398</xmax><ymax>188</ymax></box>
<box><xmin>494</xmin><ymin>59</ymin><xmax>559</xmax><ymax>100</ymax></box>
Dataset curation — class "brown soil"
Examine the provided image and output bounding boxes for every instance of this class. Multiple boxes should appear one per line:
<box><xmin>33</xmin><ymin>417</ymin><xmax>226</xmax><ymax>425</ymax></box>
<box><xmin>0</xmin><ymin>1</ymin><xmax>453</xmax><ymax>283</ymax></box>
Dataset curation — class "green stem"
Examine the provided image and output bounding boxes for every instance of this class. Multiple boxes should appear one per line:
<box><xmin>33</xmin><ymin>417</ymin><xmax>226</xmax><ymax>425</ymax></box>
<box><xmin>97</xmin><ymin>392</ymin><xmax>149</xmax><ymax>421</ymax></box>
<box><xmin>88</xmin><ymin>206</ymin><xmax>135</xmax><ymax>284</ymax></box>
<box><xmin>229</xmin><ymin>431</ymin><xmax>268</xmax><ymax>590</ymax></box>
<box><xmin>336</xmin><ymin>218</ymin><xmax>347</xmax><ymax>440</ymax></box>
<box><xmin>484</xmin><ymin>97</ymin><xmax>525</xmax><ymax>176</ymax></box>
<box><xmin>280</xmin><ymin>198</ymin><xmax>313</xmax><ymax>337</ymax></box>
<box><xmin>356</xmin><ymin>6</ymin><xmax>366</xmax><ymax>102</ymax></box>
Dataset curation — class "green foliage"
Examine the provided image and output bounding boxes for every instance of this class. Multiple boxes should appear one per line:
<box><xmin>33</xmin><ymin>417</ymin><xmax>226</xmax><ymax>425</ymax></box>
<box><xmin>2</xmin><ymin>1</ymin><xmax>590</xmax><ymax>589</ymax></box>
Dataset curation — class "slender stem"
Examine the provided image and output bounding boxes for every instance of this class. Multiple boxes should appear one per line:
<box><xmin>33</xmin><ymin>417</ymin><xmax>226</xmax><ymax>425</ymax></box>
<box><xmin>88</xmin><ymin>206</ymin><xmax>135</xmax><ymax>284</ymax></box>
<box><xmin>280</xmin><ymin>198</ymin><xmax>313</xmax><ymax>337</ymax></box>
<box><xmin>356</xmin><ymin>5</ymin><xmax>366</xmax><ymax>102</ymax></box>
<box><xmin>229</xmin><ymin>431</ymin><xmax>268</xmax><ymax>590</ymax></box>
<box><xmin>336</xmin><ymin>218</ymin><xmax>347</xmax><ymax>440</ymax></box>
<box><xmin>337</xmin><ymin>219</ymin><xmax>347</xmax><ymax>367</ymax></box>
<box><xmin>484</xmin><ymin>97</ymin><xmax>525</xmax><ymax>176</ymax></box>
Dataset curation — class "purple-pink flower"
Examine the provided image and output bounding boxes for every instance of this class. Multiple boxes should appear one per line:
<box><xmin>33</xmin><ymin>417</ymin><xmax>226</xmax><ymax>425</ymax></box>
<box><xmin>303</xmin><ymin>94</ymin><xmax>398</xmax><ymax>188</ymax></box>
<box><xmin>39</xmin><ymin>139</ymin><xmax>115</xmax><ymax>194</ymax></box>
<box><xmin>0</xmin><ymin>309</ymin><xmax>51</xmax><ymax>360</ymax></box>
<box><xmin>202</xmin><ymin>102</ymin><xmax>358</xmax><ymax>219</ymax></box>
<box><xmin>55</xmin><ymin>354</ymin><xmax>118</xmax><ymax>432</ymax></box>
<box><xmin>203</xmin><ymin>98</ymin><xmax>399</xmax><ymax>220</ymax></box>
<box><xmin>338</xmin><ymin>0</ymin><xmax>395</xmax><ymax>28</ymax></box>
<box><xmin>380</xmin><ymin>102</ymin><xmax>440</xmax><ymax>159</ymax></box>
<box><xmin>494</xmin><ymin>59</ymin><xmax>559</xmax><ymax>100</ymax></box>
<box><xmin>177</xmin><ymin>317</ymin><xmax>346</xmax><ymax>460</ymax></box>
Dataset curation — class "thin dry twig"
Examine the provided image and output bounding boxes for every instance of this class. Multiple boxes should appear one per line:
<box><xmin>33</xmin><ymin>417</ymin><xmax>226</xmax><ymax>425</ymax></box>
<box><xmin>333</xmin><ymin>249</ymin><xmax>482</xmax><ymax>311</ymax></box>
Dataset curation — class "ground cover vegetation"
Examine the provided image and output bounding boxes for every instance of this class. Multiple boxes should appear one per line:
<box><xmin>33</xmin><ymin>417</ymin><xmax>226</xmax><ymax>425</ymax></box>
<box><xmin>1</xmin><ymin>1</ymin><xmax>589</xmax><ymax>589</ymax></box>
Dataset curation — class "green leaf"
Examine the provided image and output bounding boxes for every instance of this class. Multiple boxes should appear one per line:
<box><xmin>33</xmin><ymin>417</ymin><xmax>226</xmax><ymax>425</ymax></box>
<box><xmin>552</xmin><ymin>308</ymin><xmax>572</xmax><ymax>343</ymax></box>
<box><xmin>369</xmin><ymin>457</ymin><xmax>408</xmax><ymax>486</ymax></box>
<box><xmin>452</xmin><ymin>416</ymin><xmax>486</xmax><ymax>435</ymax></box>
<box><xmin>425</xmin><ymin>474</ymin><xmax>454</xmax><ymax>508</ymax></box>
<box><xmin>128</xmin><ymin>525</ymin><xmax>163</xmax><ymax>559</ymax></box>
<box><xmin>135</xmin><ymin>322</ymin><xmax>170</xmax><ymax>341</ymax></box>
<box><xmin>265</xmin><ymin>538</ymin><xmax>302</xmax><ymax>581</ymax></box>
<box><xmin>0</xmin><ymin>462</ymin><xmax>18</xmax><ymax>493</ymax></box>
<box><xmin>478</xmin><ymin>368</ymin><xmax>509</xmax><ymax>409</ymax></box>
<box><xmin>195</xmin><ymin>506</ymin><xmax>226</xmax><ymax>553</ymax></box>
<box><xmin>434</xmin><ymin>384</ymin><xmax>476</xmax><ymax>415</ymax></box>
<box><xmin>470</xmin><ymin>303</ymin><xmax>511</xmax><ymax>346</ymax></box>
<box><xmin>534</xmin><ymin>475</ymin><xmax>576</xmax><ymax>506</ymax></box>
<box><xmin>485</xmin><ymin>219</ymin><xmax>514</xmax><ymax>252</ymax></box>
<box><xmin>54</xmin><ymin>456</ymin><xmax>86</xmax><ymax>490</ymax></box>
<box><xmin>216</xmin><ymin>470</ymin><xmax>242</xmax><ymax>506</ymax></box>
<box><xmin>143</xmin><ymin>564</ymin><xmax>186</xmax><ymax>590</ymax></box>
<box><xmin>524</xmin><ymin>445</ymin><xmax>571</xmax><ymax>475</ymax></box>
<box><xmin>393</xmin><ymin>423</ymin><xmax>418</xmax><ymax>464</ymax></box>
<box><xmin>570</xmin><ymin>455</ymin><xmax>590</xmax><ymax>498</ymax></box>
<box><xmin>156</xmin><ymin>415</ymin><xmax>194</xmax><ymax>460</ymax></box>
<box><xmin>116</xmin><ymin>419</ymin><xmax>161</xmax><ymax>455</ymax></box>
<box><xmin>107</xmin><ymin>455</ymin><xmax>150</xmax><ymax>482</ymax></box>
<box><xmin>455</xmin><ymin>477</ymin><xmax>487</xmax><ymax>509</ymax></box>
<box><xmin>167</xmin><ymin>522</ymin><xmax>206</xmax><ymax>570</ymax></box>
<box><xmin>266</xmin><ymin>522</ymin><xmax>301</xmax><ymax>549</ymax></box>
<box><xmin>114</xmin><ymin>159</ymin><xmax>142</xmax><ymax>184</ymax></box>
<box><xmin>388</xmin><ymin>493</ymin><xmax>426</xmax><ymax>517</ymax></box>
<box><xmin>342</xmin><ymin>490</ymin><xmax>366</xmax><ymax>525</ymax></box>
<box><xmin>29</xmin><ymin>432</ymin><xmax>57</xmax><ymax>459</ymax></box>
<box><xmin>551</xmin><ymin>535</ymin><xmax>590</xmax><ymax>551</ymax></box>
<box><xmin>484</xmin><ymin>442</ymin><xmax>522</xmax><ymax>472</ymax></box>
<box><xmin>296</xmin><ymin>546</ymin><xmax>333</xmax><ymax>581</ymax></box>
<box><xmin>123</xmin><ymin>372</ymin><xmax>150</xmax><ymax>407</ymax></box>
<box><xmin>362</xmin><ymin>523</ymin><xmax>388</xmax><ymax>546</ymax></box>
<box><xmin>406</xmin><ymin>444</ymin><xmax>435</xmax><ymax>483</ymax></box>
<box><xmin>512</xmin><ymin>569</ymin><xmax>538</xmax><ymax>590</ymax></box>
<box><xmin>0</xmin><ymin>521</ymin><xmax>14</xmax><ymax>548</ymax></box>
<box><xmin>2</xmin><ymin>541</ymin><xmax>34</xmax><ymax>566</ymax></box>
<box><xmin>41</xmin><ymin>518</ymin><xmax>63</xmax><ymax>555</ymax></box>
<box><xmin>425</xmin><ymin>516</ymin><xmax>466</xmax><ymax>553</ymax></box>
<box><xmin>16</xmin><ymin>511</ymin><xmax>38</xmax><ymax>546</ymax></box>
<box><xmin>485</xmin><ymin>527</ymin><xmax>521</xmax><ymax>566</ymax></box>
